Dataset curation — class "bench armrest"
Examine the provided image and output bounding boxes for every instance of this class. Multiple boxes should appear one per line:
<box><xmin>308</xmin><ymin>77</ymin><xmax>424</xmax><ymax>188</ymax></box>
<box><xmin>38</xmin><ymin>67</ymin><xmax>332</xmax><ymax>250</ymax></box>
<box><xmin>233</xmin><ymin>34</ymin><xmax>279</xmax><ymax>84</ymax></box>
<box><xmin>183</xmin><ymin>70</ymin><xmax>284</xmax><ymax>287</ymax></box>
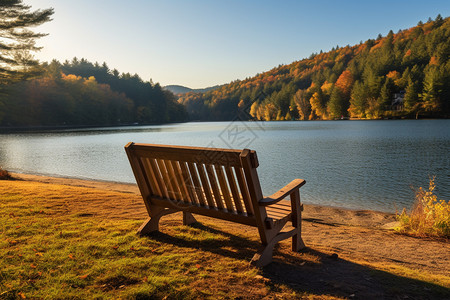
<box><xmin>259</xmin><ymin>179</ymin><xmax>306</xmax><ymax>206</ymax></box>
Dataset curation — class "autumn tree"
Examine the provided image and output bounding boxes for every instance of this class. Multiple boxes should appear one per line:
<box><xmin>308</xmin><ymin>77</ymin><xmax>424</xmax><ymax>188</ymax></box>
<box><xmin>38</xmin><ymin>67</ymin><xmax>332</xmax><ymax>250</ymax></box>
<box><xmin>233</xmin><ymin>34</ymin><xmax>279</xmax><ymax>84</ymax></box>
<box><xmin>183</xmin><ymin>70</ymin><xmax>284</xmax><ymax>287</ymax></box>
<box><xmin>0</xmin><ymin>0</ymin><xmax>53</xmax><ymax>83</ymax></box>
<box><xmin>292</xmin><ymin>89</ymin><xmax>311</xmax><ymax>120</ymax></box>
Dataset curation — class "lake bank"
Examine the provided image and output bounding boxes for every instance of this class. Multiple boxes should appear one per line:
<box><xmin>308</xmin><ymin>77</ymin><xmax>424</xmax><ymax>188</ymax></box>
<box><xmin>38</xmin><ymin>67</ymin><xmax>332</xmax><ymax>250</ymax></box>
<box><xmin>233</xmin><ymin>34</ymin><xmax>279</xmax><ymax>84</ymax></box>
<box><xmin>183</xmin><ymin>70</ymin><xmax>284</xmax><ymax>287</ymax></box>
<box><xmin>1</xmin><ymin>173</ymin><xmax>449</xmax><ymax>298</ymax></box>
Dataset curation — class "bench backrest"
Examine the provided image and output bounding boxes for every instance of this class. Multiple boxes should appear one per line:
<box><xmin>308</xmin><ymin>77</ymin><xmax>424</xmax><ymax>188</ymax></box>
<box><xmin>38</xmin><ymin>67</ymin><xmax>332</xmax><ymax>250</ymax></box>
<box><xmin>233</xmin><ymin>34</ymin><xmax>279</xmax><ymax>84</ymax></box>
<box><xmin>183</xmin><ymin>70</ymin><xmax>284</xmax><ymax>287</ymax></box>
<box><xmin>125</xmin><ymin>143</ymin><xmax>265</xmax><ymax>222</ymax></box>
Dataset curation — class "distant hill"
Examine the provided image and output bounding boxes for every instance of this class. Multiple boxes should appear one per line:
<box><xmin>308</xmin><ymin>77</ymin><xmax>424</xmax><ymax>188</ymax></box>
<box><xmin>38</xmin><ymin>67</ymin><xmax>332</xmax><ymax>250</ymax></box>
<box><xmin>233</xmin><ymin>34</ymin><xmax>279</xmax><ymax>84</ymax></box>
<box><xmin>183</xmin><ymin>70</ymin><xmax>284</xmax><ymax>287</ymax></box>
<box><xmin>164</xmin><ymin>84</ymin><xmax>222</xmax><ymax>95</ymax></box>
<box><xmin>179</xmin><ymin>15</ymin><xmax>450</xmax><ymax>121</ymax></box>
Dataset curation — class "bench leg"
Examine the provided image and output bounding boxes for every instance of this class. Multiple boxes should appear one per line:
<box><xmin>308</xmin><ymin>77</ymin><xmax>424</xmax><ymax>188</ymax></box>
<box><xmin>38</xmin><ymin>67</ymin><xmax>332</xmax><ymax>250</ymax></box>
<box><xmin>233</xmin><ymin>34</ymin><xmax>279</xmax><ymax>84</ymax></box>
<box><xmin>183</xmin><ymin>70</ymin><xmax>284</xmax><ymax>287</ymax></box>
<box><xmin>138</xmin><ymin>207</ymin><xmax>177</xmax><ymax>236</ymax></box>
<box><xmin>137</xmin><ymin>217</ymin><xmax>160</xmax><ymax>236</ymax></box>
<box><xmin>183</xmin><ymin>212</ymin><xmax>197</xmax><ymax>226</ymax></box>
<box><xmin>251</xmin><ymin>230</ymin><xmax>296</xmax><ymax>267</ymax></box>
<box><xmin>291</xmin><ymin>190</ymin><xmax>306</xmax><ymax>252</ymax></box>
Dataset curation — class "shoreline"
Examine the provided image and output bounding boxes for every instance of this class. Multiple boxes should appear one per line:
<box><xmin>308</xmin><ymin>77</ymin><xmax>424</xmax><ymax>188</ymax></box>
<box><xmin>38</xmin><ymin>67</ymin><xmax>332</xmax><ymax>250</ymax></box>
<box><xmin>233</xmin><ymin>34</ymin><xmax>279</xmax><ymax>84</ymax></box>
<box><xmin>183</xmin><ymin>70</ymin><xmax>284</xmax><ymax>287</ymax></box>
<box><xmin>10</xmin><ymin>171</ymin><xmax>397</xmax><ymax>229</ymax></box>
<box><xmin>2</xmin><ymin>171</ymin><xmax>449</xmax><ymax>296</ymax></box>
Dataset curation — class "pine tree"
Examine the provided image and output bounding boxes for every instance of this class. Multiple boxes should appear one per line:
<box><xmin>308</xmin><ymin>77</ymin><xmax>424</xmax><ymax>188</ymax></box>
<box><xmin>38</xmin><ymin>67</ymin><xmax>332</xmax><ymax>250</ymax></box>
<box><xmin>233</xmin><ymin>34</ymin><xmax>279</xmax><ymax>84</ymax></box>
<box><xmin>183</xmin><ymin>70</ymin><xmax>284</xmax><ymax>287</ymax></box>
<box><xmin>0</xmin><ymin>0</ymin><xmax>53</xmax><ymax>83</ymax></box>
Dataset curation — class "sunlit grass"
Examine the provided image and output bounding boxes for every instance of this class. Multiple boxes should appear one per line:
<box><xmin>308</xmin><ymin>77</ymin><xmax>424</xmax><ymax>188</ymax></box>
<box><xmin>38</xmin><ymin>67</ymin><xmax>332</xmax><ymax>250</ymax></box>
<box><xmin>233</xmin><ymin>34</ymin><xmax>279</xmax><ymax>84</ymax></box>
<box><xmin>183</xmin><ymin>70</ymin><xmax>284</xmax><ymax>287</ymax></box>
<box><xmin>1</xmin><ymin>179</ymin><xmax>449</xmax><ymax>299</ymax></box>
<box><xmin>0</xmin><ymin>181</ymin><xmax>271</xmax><ymax>299</ymax></box>
<box><xmin>396</xmin><ymin>177</ymin><xmax>450</xmax><ymax>238</ymax></box>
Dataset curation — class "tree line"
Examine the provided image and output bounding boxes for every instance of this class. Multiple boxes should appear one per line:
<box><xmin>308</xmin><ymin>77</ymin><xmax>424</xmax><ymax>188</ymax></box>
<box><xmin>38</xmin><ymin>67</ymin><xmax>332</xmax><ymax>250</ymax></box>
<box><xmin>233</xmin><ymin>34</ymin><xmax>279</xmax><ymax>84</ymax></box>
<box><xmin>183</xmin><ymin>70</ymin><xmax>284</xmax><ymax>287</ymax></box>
<box><xmin>179</xmin><ymin>15</ymin><xmax>450</xmax><ymax>120</ymax></box>
<box><xmin>0</xmin><ymin>1</ymin><xmax>187</xmax><ymax>128</ymax></box>
<box><xmin>0</xmin><ymin>59</ymin><xmax>188</xmax><ymax>127</ymax></box>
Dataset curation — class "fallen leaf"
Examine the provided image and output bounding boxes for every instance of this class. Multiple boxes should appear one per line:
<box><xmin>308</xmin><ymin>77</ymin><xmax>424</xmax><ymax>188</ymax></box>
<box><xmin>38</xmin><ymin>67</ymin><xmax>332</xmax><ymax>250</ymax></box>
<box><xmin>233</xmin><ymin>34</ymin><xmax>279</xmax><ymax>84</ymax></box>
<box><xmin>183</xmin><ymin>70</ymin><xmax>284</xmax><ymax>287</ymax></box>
<box><xmin>35</xmin><ymin>252</ymin><xmax>43</xmax><ymax>257</ymax></box>
<box><xmin>30</xmin><ymin>264</ymin><xmax>37</xmax><ymax>269</ymax></box>
<box><xmin>112</xmin><ymin>246</ymin><xmax>118</xmax><ymax>250</ymax></box>
<box><xmin>9</xmin><ymin>240</ymin><xmax>18</xmax><ymax>245</ymax></box>
<box><xmin>68</xmin><ymin>254</ymin><xmax>74</xmax><ymax>259</ymax></box>
<box><xmin>79</xmin><ymin>274</ymin><xmax>89</xmax><ymax>279</ymax></box>
<box><xmin>195</xmin><ymin>264</ymin><xmax>201</xmax><ymax>268</ymax></box>
<box><xmin>18</xmin><ymin>292</ymin><xmax>26</xmax><ymax>299</ymax></box>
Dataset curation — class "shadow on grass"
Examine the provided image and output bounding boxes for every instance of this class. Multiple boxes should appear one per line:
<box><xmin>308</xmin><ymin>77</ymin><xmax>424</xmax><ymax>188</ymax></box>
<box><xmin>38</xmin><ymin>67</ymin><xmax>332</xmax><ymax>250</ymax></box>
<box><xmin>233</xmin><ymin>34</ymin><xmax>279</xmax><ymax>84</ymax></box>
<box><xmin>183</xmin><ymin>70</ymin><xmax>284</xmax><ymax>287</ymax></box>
<box><xmin>144</xmin><ymin>222</ymin><xmax>450</xmax><ymax>299</ymax></box>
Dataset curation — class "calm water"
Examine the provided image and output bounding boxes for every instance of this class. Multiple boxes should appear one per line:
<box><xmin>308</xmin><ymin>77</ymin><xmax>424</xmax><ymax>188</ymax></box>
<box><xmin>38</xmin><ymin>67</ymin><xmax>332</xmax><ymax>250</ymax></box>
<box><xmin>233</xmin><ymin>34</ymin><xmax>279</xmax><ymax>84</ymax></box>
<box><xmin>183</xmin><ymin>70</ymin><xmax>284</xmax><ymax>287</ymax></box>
<box><xmin>1</xmin><ymin>120</ymin><xmax>449</xmax><ymax>213</ymax></box>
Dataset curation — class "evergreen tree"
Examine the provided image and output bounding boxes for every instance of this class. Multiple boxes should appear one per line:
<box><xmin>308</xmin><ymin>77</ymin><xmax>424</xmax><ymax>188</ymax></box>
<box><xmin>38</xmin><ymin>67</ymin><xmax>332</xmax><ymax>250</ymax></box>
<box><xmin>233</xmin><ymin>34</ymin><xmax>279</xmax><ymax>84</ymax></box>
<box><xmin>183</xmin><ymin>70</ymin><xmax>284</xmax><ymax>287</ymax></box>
<box><xmin>327</xmin><ymin>85</ymin><xmax>347</xmax><ymax>119</ymax></box>
<box><xmin>0</xmin><ymin>0</ymin><xmax>53</xmax><ymax>83</ymax></box>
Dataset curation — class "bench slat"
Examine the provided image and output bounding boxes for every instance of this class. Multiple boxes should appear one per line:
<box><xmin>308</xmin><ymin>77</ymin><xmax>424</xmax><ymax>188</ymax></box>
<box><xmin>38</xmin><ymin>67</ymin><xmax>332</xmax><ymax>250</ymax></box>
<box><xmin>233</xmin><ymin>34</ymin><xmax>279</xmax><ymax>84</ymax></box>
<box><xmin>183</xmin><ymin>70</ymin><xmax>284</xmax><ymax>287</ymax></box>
<box><xmin>235</xmin><ymin>167</ymin><xmax>254</xmax><ymax>215</ymax></box>
<box><xmin>157</xmin><ymin>159</ymin><xmax>177</xmax><ymax>200</ymax></box>
<box><xmin>179</xmin><ymin>161</ymin><xmax>201</xmax><ymax>206</ymax></box>
<box><xmin>149</xmin><ymin>158</ymin><xmax>169</xmax><ymax>199</ymax></box>
<box><xmin>164</xmin><ymin>159</ymin><xmax>183</xmax><ymax>201</ymax></box>
<box><xmin>205</xmin><ymin>164</ymin><xmax>225</xmax><ymax>210</ymax></box>
<box><xmin>149</xmin><ymin>196</ymin><xmax>257</xmax><ymax>227</ymax></box>
<box><xmin>225</xmin><ymin>166</ymin><xmax>245</xmax><ymax>214</ymax></box>
<box><xmin>214</xmin><ymin>165</ymin><xmax>235</xmax><ymax>212</ymax></box>
<box><xmin>170</xmin><ymin>161</ymin><xmax>193</xmax><ymax>205</ymax></box>
<box><xmin>131</xmin><ymin>144</ymin><xmax>242</xmax><ymax>167</ymax></box>
<box><xmin>191</xmin><ymin>162</ymin><xmax>215</xmax><ymax>208</ymax></box>
<box><xmin>183</xmin><ymin>162</ymin><xmax>205</xmax><ymax>206</ymax></box>
<box><xmin>141</xmin><ymin>158</ymin><xmax>162</xmax><ymax>197</ymax></box>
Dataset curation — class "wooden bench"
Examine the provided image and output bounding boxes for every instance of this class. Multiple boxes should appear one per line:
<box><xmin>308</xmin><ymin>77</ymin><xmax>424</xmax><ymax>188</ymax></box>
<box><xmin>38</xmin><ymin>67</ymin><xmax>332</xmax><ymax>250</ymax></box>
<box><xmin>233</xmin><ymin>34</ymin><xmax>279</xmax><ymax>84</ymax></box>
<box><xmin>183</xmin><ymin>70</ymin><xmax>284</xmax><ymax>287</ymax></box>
<box><xmin>125</xmin><ymin>142</ymin><xmax>306</xmax><ymax>267</ymax></box>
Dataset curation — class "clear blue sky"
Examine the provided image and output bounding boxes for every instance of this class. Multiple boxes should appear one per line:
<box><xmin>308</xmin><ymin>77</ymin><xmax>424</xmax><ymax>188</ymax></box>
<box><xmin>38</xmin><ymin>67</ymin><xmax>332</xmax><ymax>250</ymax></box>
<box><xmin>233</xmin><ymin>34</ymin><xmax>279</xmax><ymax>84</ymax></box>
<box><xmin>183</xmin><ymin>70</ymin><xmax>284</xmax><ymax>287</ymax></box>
<box><xmin>32</xmin><ymin>0</ymin><xmax>449</xmax><ymax>89</ymax></box>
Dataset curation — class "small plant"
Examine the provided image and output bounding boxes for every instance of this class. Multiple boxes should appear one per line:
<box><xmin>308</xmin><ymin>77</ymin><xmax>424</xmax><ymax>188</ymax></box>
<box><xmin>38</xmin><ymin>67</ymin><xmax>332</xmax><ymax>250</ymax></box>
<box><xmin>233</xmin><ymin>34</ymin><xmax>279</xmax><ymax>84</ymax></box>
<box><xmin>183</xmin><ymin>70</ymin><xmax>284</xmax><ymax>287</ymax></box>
<box><xmin>0</xmin><ymin>167</ymin><xmax>12</xmax><ymax>180</ymax></box>
<box><xmin>396</xmin><ymin>177</ymin><xmax>450</xmax><ymax>238</ymax></box>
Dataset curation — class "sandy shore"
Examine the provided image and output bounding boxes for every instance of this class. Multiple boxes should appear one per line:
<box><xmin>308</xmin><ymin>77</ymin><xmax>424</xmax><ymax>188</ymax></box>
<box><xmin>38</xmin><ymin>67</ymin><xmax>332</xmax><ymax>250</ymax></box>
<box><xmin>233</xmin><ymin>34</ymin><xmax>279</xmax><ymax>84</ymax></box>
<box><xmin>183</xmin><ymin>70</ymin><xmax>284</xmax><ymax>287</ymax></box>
<box><xmin>10</xmin><ymin>172</ymin><xmax>397</xmax><ymax>229</ymax></box>
<box><xmin>3</xmin><ymin>171</ymin><xmax>449</xmax><ymax>298</ymax></box>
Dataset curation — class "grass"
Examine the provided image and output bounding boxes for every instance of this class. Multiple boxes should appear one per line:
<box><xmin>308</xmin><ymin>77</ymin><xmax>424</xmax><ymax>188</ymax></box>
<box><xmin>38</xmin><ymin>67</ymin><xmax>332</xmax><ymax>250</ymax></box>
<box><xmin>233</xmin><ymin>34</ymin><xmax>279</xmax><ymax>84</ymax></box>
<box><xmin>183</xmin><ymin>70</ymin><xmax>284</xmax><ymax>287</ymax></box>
<box><xmin>1</xmin><ymin>178</ymin><xmax>449</xmax><ymax>299</ymax></box>
<box><xmin>396</xmin><ymin>177</ymin><xmax>450</xmax><ymax>238</ymax></box>
<box><xmin>0</xmin><ymin>180</ymin><xmax>295</xmax><ymax>299</ymax></box>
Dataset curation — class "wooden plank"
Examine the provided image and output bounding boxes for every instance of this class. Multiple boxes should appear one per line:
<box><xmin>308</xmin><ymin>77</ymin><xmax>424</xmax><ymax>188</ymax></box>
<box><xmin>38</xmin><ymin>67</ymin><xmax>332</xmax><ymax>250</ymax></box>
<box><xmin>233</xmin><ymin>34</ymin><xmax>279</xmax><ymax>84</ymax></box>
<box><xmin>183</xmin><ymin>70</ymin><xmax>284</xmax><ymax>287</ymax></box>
<box><xmin>156</xmin><ymin>159</ymin><xmax>176</xmax><ymax>200</ymax></box>
<box><xmin>169</xmin><ymin>160</ymin><xmax>192</xmax><ymax>204</ymax></box>
<box><xmin>225</xmin><ymin>166</ymin><xmax>245</xmax><ymax>214</ymax></box>
<box><xmin>149</xmin><ymin>196</ymin><xmax>257</xmax><ymax>227</ymax></box>
<box><xmin>194</xmin><ymin>162</ymin><xmax>215</xmax><ymax>208</ymax></box>
<box><xmin>214</xmin><ymin>165</ymin><xmax>234</xmax><ymax>212</ymax></box>
<box><xmin>164</xmin><ymin>159</ymin><xmax>182</xmax><ymax>201</ymax></box>
<box><xmin>149</xmin><ymin>158</ymin><xmax>169</xmax><ymax>199</ymax></box>
<box><xmin>183</xmin><ymin>163</ymin><xmax>207</xmax><ymax>206</ymax></box>
<box><xmin>179</xmin><ymin>161</ymin><xmax>200</xmax><ymax>206</ymax></box>
<box><xmin>141</xmin><ymin>158</ymin><xmax>162</xmax><ymax>197</ymax></box>
<box><xmin>124</xmin><ymin>144</ymin><xmax>152</xmax><ymax>215</ymax></box>
<box><xmin>235</xmin><ymin>167</ymin><xmax>254</xmax><ymax>215</ymax></box>
<box><xmin>240</xmin><ymin>149</ymin><xmax>269</xmax><ymax>244</ymax></box>
<box><xmin>205</xmin><ymin>164</ymin><xmax>225</xmax><ymax>210</ymax></box>
<box><xmin>131</xmin><ymin>144</ymin><xmax>242</xmax><ymax>167</ymax></box>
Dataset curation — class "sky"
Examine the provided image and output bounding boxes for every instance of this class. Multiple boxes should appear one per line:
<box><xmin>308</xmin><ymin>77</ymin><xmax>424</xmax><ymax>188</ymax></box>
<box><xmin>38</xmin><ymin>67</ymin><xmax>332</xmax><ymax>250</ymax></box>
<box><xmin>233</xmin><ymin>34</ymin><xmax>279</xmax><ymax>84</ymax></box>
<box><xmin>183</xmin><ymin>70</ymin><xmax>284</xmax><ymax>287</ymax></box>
<box><xmin>32</xmin><ymin>0</ymin><xmax>450</xmax><ymax>89</ymax></box>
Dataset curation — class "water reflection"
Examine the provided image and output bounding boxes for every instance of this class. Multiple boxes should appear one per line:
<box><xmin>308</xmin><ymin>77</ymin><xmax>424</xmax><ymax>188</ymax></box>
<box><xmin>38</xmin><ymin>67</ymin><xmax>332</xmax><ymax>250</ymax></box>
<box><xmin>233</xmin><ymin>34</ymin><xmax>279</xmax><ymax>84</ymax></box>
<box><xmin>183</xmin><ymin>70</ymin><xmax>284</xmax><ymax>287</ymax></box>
<box><xmin>0</xmin><ymin>120</ymin><xmax>449</xmax><ymax>212</ymax></box>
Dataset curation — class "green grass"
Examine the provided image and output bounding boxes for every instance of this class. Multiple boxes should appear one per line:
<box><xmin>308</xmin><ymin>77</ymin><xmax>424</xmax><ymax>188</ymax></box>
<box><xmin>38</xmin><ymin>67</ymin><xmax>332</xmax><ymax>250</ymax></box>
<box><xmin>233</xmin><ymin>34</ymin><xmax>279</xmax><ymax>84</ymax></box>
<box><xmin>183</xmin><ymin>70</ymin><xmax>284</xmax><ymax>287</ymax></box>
<box><xmin>0</xmin><ymin>190</ymin><xmax>264</xmax><ymax>299</ymax></box>
<box><xmin>1</xmin><ymin>179</ymin><xmax>449</xmax><ymax>299</ymax></box>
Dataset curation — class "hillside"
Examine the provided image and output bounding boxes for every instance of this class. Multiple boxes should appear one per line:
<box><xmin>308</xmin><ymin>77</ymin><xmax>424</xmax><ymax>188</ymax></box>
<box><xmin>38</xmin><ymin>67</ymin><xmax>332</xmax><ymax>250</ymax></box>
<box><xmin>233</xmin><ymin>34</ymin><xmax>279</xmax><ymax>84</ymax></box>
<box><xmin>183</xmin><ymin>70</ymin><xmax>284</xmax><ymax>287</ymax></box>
<box><xmin>179</xmin><ymin>15</ymin><xmax>450</xmax><ymax>121</ymax></box>
<box><xmin>164</xmin><ymin>84</ymin><xmax>222</xmax><ymax>95</ymax></box>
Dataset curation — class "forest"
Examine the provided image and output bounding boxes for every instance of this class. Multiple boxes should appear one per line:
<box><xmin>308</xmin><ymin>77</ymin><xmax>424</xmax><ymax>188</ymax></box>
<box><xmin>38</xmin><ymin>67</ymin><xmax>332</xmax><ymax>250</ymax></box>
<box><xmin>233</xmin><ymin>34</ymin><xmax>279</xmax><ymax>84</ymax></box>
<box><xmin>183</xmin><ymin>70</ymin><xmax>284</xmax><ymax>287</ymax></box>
<box><xmin>179</xmin><ymin>15</ymin><xmax>450</xmax><ymax>121</ymax></box>
<box><xmin>0</xmin><ymin>59</ymin><xmax>188</xmax><ymax>127</ymax></box>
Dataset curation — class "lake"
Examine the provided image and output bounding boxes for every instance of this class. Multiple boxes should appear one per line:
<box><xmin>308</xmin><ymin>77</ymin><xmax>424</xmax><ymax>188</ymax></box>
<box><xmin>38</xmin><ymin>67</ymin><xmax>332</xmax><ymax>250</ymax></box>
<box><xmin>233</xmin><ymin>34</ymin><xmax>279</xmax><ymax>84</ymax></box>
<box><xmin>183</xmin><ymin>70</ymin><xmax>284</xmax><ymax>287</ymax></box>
<box><xmin>1</xmin><ymin>120</ymin><xmax>449</xmax><ymax>213</ymax></box>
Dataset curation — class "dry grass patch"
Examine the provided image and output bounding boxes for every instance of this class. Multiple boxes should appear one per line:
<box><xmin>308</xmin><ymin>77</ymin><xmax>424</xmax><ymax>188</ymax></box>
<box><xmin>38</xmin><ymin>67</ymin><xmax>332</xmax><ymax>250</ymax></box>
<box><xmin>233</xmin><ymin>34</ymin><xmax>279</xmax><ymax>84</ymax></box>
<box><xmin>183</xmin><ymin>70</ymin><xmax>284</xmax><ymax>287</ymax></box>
<box><xmin>396</xmin><ymin>177</ymin><xmax>450</xmax><ymax>238</ymax></box>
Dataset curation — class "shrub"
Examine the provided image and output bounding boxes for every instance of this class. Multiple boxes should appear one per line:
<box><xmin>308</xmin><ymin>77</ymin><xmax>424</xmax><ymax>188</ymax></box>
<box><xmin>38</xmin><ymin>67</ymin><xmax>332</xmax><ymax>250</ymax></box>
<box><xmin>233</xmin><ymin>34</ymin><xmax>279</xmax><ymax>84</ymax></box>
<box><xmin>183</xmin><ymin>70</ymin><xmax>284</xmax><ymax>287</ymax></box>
<box><xmin>396</xmin><ymin>177</ymin><xmax>450</xmax><ymax>238</ymax></box>
<box><xmin>0</xmin><ymin>167</ymin><xmax>12</xmax><ymax>180</ymax></box>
